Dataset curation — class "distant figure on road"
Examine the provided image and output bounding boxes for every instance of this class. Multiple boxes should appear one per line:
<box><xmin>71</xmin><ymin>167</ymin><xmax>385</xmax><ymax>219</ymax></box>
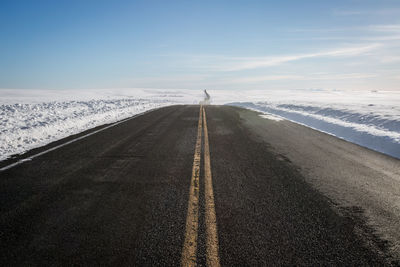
<box><xmin>200</xmin><ymin>90</ymin><xmax>211</xmax><ymax>105</ymax></box>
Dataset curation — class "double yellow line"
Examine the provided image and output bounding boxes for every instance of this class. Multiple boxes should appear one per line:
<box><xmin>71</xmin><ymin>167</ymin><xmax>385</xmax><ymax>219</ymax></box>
<box><xmin>181</xmin><ymin>106</ymin><xmax>220</xmax><ymax>267</ymax></box>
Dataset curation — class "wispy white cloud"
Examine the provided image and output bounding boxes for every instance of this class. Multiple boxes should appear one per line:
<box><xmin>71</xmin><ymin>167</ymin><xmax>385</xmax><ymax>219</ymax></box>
<box><xmin>231</xmin><ymin>75</ymin><xmax>304</xmax><ymax>83</ymax></box>
<box><xmin>333</xmin><ymin>10</ymin><xmax>363</xmax><ymax>16</ymax></box>
<box><xmin>368</xmin><ymin>24</ymin><xmax>400</xmax><ymax>32</ymax></box>
<box><xmin>230</xmin><ymin>73</ymin><xmax>377</xmax><ymax>83</ymax></box>
<box><xmin>292</xmin><ymin>36</ymin><xmax>400</xmax><ymax>41</ymax></box>
<box><xmin>121</xmin><ymin>74</ymin><xmax>212</xmax><ymax>88</ymax></box>
<box><xmin>218</xmin><ymin>43</ymin><xmax>382</xmax><ymax>71</ymax></box>
<box><xmin>361</xmin><ymin>35</ymin><xmax>400</xmax><ymax>41</ymax></box>
<box><xmin>380</xmin><ymin>56</ymin><xmax>400</xmax><ymax>63</ymax></box>
<box><xmin>333</xmin><ymin>8</ymin><xmax>400</xmax><ymax>16</ymax></box>
<box><xmin>285</xmin><ymin>24</ymin><xmax>400</xmax><ymax>45</ymax></box>
<box><xmin>289</xmin><ymin>24</ymin><xmax>400</xmax><ymax>33</ymax></box>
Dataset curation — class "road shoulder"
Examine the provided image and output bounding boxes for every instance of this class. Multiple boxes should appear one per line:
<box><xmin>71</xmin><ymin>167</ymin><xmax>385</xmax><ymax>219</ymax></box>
<box><xmin>235</xmin><ymin>105</ymin><xmax>400</xmax><ymax>262</ymax></box>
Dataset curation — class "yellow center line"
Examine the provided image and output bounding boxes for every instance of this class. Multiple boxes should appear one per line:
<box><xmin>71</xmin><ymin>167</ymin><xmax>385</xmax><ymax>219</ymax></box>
<box><xmin>202</xmin><ymin>107</ymin><xmax>221</xmax><ymax>267</ymax></box>
<box><xmin>181</xmin><ymin>105</ymin><xmax>220</xmax><ymax>267</ymax></box>
<box><xmin>181</xmin><ymin>105</ymin><xmax>203</xmax><ymax>266</ymax></box>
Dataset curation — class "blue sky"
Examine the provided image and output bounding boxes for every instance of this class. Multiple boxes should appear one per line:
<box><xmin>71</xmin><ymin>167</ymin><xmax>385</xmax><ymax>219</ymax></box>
<box><xmin>0</xmin><ymin>0</ymin><xmax>399</xmax><ymax>90</ymax></box>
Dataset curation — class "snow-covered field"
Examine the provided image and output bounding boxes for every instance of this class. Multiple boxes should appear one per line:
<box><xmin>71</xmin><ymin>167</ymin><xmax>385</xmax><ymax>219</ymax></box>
<box><xmin>1</xmin><ymin>88</ymin><xmax>399</xmax><ymax>161</ymax></box>
<box><xmin>0</xmin><ymin>88</ymin><xmax>202</xmax><ymax>161</ymax></box>
<box><xmin>219</xmin><ymin>90</ymin><xmax>400</xmax><ymax>159</ymax></box>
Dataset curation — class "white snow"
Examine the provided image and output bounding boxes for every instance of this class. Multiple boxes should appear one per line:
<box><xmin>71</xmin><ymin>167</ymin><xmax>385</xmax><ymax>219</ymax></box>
<box><xmin>259</xmin><ymin>114</ymin><xmax>284</xmax><ymax>121</ymax></box>
<box><xmin>1</xmin><ymin>88</ymin><xmax>399</xmax><ymax>161</ymax></box>
<box><xmin>0</xmin><ymin>88</ymin><xmax>201</xmax><ymax>161</ymax></box>
<box><xmin>218</xmin><ymin>89</ymin><xmax>400</xmax><ymax>159</ymax></box>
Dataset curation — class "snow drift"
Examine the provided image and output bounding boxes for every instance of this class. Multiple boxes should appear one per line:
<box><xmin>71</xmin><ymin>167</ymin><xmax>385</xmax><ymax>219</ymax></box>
<box><xmin>224</xmin><ymin>90</ymin><xmax>400</xmax><ymax>159</ymax></box>
<box><xmin>1</xmin><ymin>88</ymin><xmax>399</xmax><ymax>161</ymax></box>
<box><xmin>0</xmin><ymin>88</ymin><xmax>201</xmax><ymax>161</ymax></box>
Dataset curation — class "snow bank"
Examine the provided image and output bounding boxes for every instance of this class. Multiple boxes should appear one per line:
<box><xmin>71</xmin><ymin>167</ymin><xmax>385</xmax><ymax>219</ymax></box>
<box><xmin>0</xmin><ymin>88</ymin><xmax>201</xmax><ymax>161</ymax></box>
<box><xmin>220</xmin><ymin>90</ymin><xmax>400</xmax><ymax>159</ymax></box>
<box><xmin>1</xmin><ymin>88</ymin><xmax>399</xmax><ymax>161</ymax></box>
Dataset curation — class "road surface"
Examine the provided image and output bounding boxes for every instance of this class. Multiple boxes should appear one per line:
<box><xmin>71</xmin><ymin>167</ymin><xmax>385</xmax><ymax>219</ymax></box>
<box><xmin>1</xmin><ymin>105</ymin><xmax>398</xmax><ymax>265</ymax></box>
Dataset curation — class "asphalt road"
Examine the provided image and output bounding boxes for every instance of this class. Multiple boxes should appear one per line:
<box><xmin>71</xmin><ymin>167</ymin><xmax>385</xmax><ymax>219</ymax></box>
<box><xmin>0</xmin><ymin>105</ymin><xmax>397</xmax><ymax>265</ymax></box>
